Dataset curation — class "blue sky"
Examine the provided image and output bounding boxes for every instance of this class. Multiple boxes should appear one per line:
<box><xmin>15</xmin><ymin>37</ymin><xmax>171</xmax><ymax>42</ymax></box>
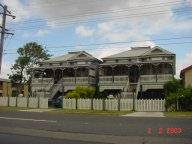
<box><xmin>1</xmin><ymin>0</ymin><xmax>192</xmax><ymax>78</ymax></box>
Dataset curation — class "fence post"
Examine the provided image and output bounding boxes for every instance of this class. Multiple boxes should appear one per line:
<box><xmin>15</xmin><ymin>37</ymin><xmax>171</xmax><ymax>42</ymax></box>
<box><xmin>91</xmin><ymin>98</ymin><xmax>93</xmax><ymax>110</ymax></box>
<box><xmin>62</xmin><ymin>98</ymin><xmax>64</xmax><ymax>109</ymax></box>
<box><xmin>102</xmin><ymin>99</ymin><xmax>106</xmax><ymax>111</ymax></box>
<box><xmin>27</xmin><ymin>96</ymin><xmax>29</xmax><ymax>108</ymax></box>
<box><xmin>118</xmin><ymin>98</ymin><xmax>120</xmax><ymax>111</ymax></box>
<box><xmin>16</xmin><ymin>96</ymin><xmax>18</xmax><ymax>107</ymax></box>
<box><xmin>75</xmin><ymin>98</ymin><xmax>78</xmax><ymax>110</ymax></box>
<box><xmin>38</xmin><ymin>96</ymin><xmax>40</xmax><ymax>108</ymax></box>
<box><xmin>7</xmin><ymin>96</ymin><xmax>10</xmax><ymax>107</ymax></box>
<box><xmin>133</xmin><ymin>92</ymin><xmax>135</xmax><ymax>111</ymax></box>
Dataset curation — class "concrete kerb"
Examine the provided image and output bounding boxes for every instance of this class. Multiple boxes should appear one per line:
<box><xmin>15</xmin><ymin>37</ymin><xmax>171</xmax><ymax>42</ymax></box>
<box><xmin>122</xmin><ymin>112</ymin><xmax>165</xmax><ymax>117</ymax></box>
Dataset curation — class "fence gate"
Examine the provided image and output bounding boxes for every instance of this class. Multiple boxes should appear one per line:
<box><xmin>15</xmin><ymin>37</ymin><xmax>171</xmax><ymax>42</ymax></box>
<box><xmin>135</xmin><ymin>99</ymin><xmax>165</xmax><ymax>112</ymax></box>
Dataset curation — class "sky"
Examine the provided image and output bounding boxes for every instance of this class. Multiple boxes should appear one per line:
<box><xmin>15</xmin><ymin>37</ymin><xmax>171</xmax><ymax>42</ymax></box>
<box><xmin>0</xmin><ymin>0</ymin><xmax>192</xmax><ymax>78</ymax></box>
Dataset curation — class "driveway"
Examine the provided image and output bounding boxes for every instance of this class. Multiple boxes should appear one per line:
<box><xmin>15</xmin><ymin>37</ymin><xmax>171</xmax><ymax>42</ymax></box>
<box><xmin>123</xmin><ymin>112</ymin><xmax>165</xmax><ymax>117</ymax></box>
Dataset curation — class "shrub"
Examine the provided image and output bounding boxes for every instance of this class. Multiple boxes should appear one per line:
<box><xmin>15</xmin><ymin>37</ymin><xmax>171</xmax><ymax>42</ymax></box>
<box><xmin>164</xmin><ymin>79</ymin><xmax>192</xmax><ymax>111</ymax></box>
<box><xmin>164</xmin><ymin>78</ymin><xmax>183</xmax><ymax>95</ymax></box>
<box><xmin>65</xmin><ymin>86</ymin><xmax>95</xmax><ymax>99</ymax></box>
<box><xmin>179</xmin><ymin>87</ymin><xmax>192</xmax><ymax>111</ymax></box>
<box><xmin>65</xmin><ymin>91</ymin><xmax>80</xmax><ymax>99</ymax></box>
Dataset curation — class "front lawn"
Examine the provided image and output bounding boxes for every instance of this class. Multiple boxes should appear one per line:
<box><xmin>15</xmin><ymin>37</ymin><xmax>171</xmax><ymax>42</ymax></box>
<box><xmin>0</xmin><ymin>106</ymin><xmax>26</xmax><ymax>111</ymax></box>
<box><xmin>48</xmin><ymin>109</ymin><xmax>131</xmax><ymax>116</ymax></box>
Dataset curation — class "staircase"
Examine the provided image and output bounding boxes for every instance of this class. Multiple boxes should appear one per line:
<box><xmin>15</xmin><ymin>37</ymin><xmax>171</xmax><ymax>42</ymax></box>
<box><xmin>120</xmin><ymin>78</ymin><xmax>141</xmax><ymax>98</ymax></box>
<box><xmin>49</xmin><ymin>79</ymin><xmax>63</xmax><ymax>98</ymax></box>
<box><xmin>121</xmin><ymin>79</ymin><xmax>133</xmax><ymax>98</ymax></box>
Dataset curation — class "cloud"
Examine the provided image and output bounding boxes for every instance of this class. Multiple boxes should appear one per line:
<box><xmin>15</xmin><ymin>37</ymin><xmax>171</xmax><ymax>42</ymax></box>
<box><xmin>95</xmin><ymin>0</ymin><xmax>175</xmax><ymax>42</ymax></box>
<box><xmin>22</xmin><ymin>29</ymin><xmax>49</xmax><ymax>38</ymax></box>
<box><xmin>187</xmin><ymin>0</ymin><xmax>192</xmax><ymax>5</ymax></box>
<box><xmin>176</xmin><ymin>51</ymin><xmax>192</xmax><ymax>78</ymax></box>
<box><xmin>35</xmin><ymin>29</ymin><xmax>49</xmax><ymax>37</ymax></box>
<box><xmin>3</xmin><ymin>0</ymin><xmax>190</xmax><ymax>41</ymax></box>
<box><xmin>1</xmin><ymin>0</ymin><xmax>31</xmax><ymax>22</ymax></box>
<box><xmin>75</xmin><ymin>25</ymin><xmax>94</xmax><ymax>37</ymax></box>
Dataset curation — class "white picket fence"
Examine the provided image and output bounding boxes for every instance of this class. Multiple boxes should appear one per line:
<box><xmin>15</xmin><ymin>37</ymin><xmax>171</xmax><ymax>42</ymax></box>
<box><xmin>63</xmin><ymin>98</ymin><xmax>165</xmax><ymax>111</ymax></box>
<box><xmin>0</xmin><ymin>97</ymin><xmax>48</xmax><ymax>109</ymax></box>
<box><xmin>136</xmin><ymin>99</ymin><xmax>165</xmax><ymax>111</ymax></box>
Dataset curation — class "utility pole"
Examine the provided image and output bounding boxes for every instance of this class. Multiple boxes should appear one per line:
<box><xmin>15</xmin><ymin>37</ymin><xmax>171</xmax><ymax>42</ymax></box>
<box><xmin>0</xmin><ymin>4</ymin><xmax>15</xmax><ymax>73</ymax></box>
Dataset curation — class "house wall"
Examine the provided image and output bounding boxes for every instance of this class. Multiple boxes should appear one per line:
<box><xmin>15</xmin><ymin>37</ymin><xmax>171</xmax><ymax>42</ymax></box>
<box><xmin>1</xmin><ymin>81</ymin><xmax>28</xmax><ymax>97</ymax></box>
<box><xmin>2</xmin><ymin>82</ymin><xmax>12</xmax><ymax>97</ymax></box>
<box><xmin>184</xmin><ymin>68</ymin><xmax>192</xmax><ymax>88</ymax></box>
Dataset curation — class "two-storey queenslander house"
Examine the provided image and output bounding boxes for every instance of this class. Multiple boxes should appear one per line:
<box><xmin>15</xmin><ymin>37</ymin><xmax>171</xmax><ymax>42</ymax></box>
<box><xmin>99</xmin><ymin>46</ymin><xmax>175</xmax><ymax>99</ymax></box>
<box><xmin>31</xmin><ymin>51</ymin><xmax>101</xmax><ymax>98</ymax></box>
<box><xmin>31</xmin><ymin>46</ymin><xmax>175</xmax><ymax>99</ymax></box>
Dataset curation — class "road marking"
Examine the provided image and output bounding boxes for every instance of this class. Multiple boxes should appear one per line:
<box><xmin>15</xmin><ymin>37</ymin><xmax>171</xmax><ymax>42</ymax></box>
<box><xmin>0</xmin><ymin>116</ymin><xmax>57</xmax><ymax>123</ymax></box>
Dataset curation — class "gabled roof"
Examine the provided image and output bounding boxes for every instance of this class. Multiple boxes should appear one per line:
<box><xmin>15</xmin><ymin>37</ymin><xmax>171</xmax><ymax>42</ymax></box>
<box><xmin>102</xmin><ymin>47</ymin><xmax>151</xmax><ymax>59</ymax></box>
<box><xmin>143</xmin><ymin>46</ymin><xmax>174</xmax><ymax>56</ymax></box>
<box><xmin>43</xmin><ymin>51</ymin><xmax>99</xmax><ymax>62</ymax></box>
<box><xmin>102</xmin><ymin>46</ymin><xmax>174</xmax><ymax>59</ymax></box>
<box><xmin>180</xmin><ymin>65</ymin><xmax>192</xmax><ymax>77</ymax></box>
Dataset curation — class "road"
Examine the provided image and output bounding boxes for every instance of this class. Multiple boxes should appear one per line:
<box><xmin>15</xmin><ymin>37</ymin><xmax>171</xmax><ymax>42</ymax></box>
<box><xmin>0</xmin><ymin>111</ymin><xmax>191</xmax><ymax>144</ymax></box>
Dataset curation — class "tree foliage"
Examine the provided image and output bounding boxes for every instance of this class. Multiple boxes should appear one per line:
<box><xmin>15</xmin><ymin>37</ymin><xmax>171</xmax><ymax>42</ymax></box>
<box><xmin>164</xmin><ymin>78</ymin><xmax>183</xmax><ymax>95</ymax></box>
<box><xmin>164</xmin><ymin>79</ymin><xmax>192</xmax><ymax>111</ymax></box>
<box><xmin>8</xmin><ymin>42</ymin><xmax>51</xmax><ymax>93</ymax></box>
<box><xmin>65</xmin><ymin>86</ymin><xmax>95</xmax><ymax>99</ymax></box>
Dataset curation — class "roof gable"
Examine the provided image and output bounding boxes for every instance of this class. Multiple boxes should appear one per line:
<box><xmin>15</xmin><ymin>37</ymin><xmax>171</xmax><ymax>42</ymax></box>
<box><xmin>102</xmin><ymin>47</ymin><xmax>150</xmax><ymax>59</ymax></box>
<box><xmin>143</xmin><ymin>46</ymin><xmax>173</xmax><ymax>56</ymax></box>
<box><xmin>180</xmin><ymin>65</ymin><xmax>192</xmax><ymax>77</ymax></box>
<box><xmin>68</xmin><ymin>51</ymin><xmax>96</xmax><ymax>60</ymax></box>
<box><xmin>43</xmin><ymin>51</ymin><xmax>99</xmax><ymax>63</ymax></box>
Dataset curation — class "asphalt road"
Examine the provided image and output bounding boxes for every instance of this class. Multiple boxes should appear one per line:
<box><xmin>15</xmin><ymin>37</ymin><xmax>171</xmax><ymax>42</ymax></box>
<box><xmin>0</xmin><ymin>111</ymin><xmax>191</xmax><ymax>144</ymax></box>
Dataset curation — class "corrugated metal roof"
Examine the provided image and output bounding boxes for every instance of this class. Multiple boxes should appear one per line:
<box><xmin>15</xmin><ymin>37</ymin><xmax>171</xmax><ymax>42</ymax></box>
<box><xmin>180</xmin><ymin>65</ymin><xmax>192</xmax><ymax>77</ymax></box>
<box><xmin>43</xmin><ymin>51</ymin><xmax>98</xmax><ymax>62</ymax></box>
<box><xmin>102</xmin><ymin>46</ymin><xmax>174</xmax><ymax>59</ymax></box>
<box><xmin>44</xmin><ymin>53</ymin><xmax>76</xmax><ymax>62</ymax></box>
<box><xmin>102</xmin><ymin>47</ymin><xmax>151</xmax><ymax>59</ymax></box>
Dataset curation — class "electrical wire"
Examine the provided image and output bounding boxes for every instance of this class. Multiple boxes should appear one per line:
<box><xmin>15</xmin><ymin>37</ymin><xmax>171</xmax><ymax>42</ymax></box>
<box><xmin>3</xmin><ymin>41</ymin><xmax>192</xmax><ymax>55</ymax></box>
<box><xmin>11</xmin><ymin>0</ymin><xmax>182</xmax><ymax>24</ymax></box>
<box><xmin>12</xmin><ymin>9</ymin><xmax>192</xmax><ymax>31</ymax></box>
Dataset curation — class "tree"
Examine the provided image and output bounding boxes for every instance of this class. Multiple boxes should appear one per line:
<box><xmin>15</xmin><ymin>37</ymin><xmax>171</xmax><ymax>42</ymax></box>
<box><xmin>8</xmin><ymin>42</ymin><xmax>51</xmax><ymax>94</ymax></box>
<box><xmin>164</xmin><ymin>78</ymin><xmax>183</xmax><ymax>95</ymax></box>
<box><xmin>164</xmin><ymin>79</ymin><xmax>192</xmax><ymax>111</ymax></box>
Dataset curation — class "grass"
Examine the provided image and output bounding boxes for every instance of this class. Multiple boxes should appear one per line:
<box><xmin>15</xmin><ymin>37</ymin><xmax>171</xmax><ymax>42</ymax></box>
<box><xmin>48</xmin><ymin>109</ymin><xmax>132</xmax><ymax>116</ymax></box>
<box><xmin>0</xmin><ymin>106</ymin><xmax>131</xmax><ymax>116</ymax></box>
<box><xmin>164</xmin><ymin>111</ymin><xmax>192</xmax><ymax>117</ymax></box>
<box><xmin>0</xmin><ymin>106</ymin><xmax>27</xmax><ymax>111</ymax></box>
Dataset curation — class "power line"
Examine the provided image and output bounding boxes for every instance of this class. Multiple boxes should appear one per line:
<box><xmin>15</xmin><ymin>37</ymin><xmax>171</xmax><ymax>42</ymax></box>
<box><xmin>46</xmin><ymin>36</ymin><xmax>192</xmax><ymax>49</ymax></box>
<box><xmin>11</xmin><ymin>0</ymin><xmax>182</xmax><ymax>24</ymax></box>
<box><xmin>4</xmin><ymin>40</ymin><xmax>192</xmax><ymax>55</ymax></box>
<box><xmin>12</xmin><ymin>9</ymin><xmax>192</xmax><ymax>31</ymax></box>
<box><xmin>4</xmin><ymin>35</ymin><xmax>192</xmax><ymax>51</ymax></box>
